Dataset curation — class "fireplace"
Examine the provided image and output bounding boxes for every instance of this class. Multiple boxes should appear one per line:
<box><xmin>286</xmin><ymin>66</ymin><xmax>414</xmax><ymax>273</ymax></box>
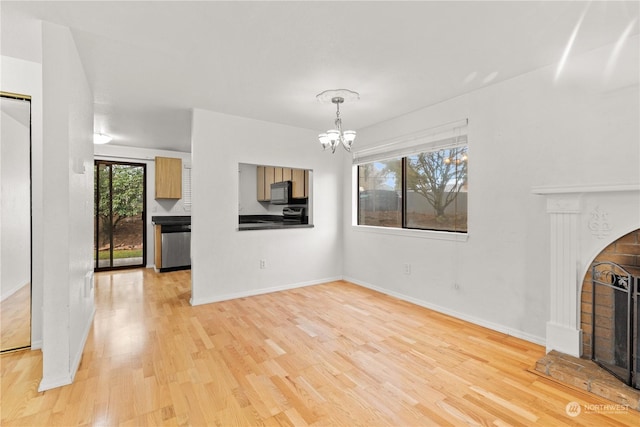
<box><xmin>588</xmin><ymin>260</ymin><xmax>639</xmax><ymax>389</ymax></box>
<box><xmin>533</xmin><ymin>186</ymin><xmax>640</xmax><ymax>406</ymax></box>
<box><xmin>534</xmin><ymin>184</ymin><xmax>640</xmax><ymax>359</ymax></box>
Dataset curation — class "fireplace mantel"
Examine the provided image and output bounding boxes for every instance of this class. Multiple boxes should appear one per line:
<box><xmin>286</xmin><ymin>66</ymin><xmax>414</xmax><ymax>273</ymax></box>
<box><xmin>533</xmin><ymin>183</ymin><xmax>640</xmax><ymax>357</ymax></box>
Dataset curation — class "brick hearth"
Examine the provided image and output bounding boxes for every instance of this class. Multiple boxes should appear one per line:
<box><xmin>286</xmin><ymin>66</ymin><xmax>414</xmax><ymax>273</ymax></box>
<box><xmin>535</xmin><ymin>351</ymin><xmax>640</xmax><ymax>411</ymax></box>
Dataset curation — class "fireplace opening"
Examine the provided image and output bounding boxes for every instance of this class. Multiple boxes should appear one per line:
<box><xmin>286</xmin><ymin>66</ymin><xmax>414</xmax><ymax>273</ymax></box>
<box><xmin>590</xmin><ymin>261</ymin><xmax>639</xmax><ymax>389</ymax></box>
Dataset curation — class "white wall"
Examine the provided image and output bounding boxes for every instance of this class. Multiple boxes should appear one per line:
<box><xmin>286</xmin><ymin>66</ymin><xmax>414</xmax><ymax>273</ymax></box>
<box><xmin>191</xmin><ymin>109</ymin><xmax>342</xmax><ymax>304</ymax></box>
<box><xmin>0</xmin><ymin>55</ymin><xmax>43</xmax><ymax>349</ymax></box>
<box><xmin>239</xmin><ymin>163</ymin><xmax>274</xmax><ymax>215</ymax></box>
<box><xmin>39</xmin><ymin>22</ymin><xmax>95</xmax><ymax>391</ymax></box>
<box><xmin>94</xmin><ymin>144</ymin><xmax>192</xmax><ymax>268</ymax></box>
<box><xmin>343</xmin><ymin>36</ymin><xmax>640</xmax><ymax>345</ymax></box>
<box><xmin>0</xmin><ymin>109</ymin><xmax>30</xmax><ymax>301</ymax></box>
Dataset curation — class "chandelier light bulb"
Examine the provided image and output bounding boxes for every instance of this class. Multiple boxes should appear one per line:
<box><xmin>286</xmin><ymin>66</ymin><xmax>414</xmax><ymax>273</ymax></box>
<box><xmin>327</xmin><ymin>129</ymin><xmax>340</xmax><ymax>142</ymax></box>
<box><xmin>318</xmin><ymin>133</ymin><xmax>330</xmax><ymax>150</ymax></box>
<box><xmin>93</xmin><ymin>133</ymin><xmax>112</xmax><ymax>144</ymax></box>
<box><xmin>343</xmin><ymin>130</ymin><xmax>356</xmax><ymax>143</ymax></box>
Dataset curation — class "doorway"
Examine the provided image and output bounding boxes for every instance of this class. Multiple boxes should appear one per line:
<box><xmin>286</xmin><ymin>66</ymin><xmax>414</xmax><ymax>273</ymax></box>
<box><xmin>95</xmin><ymin>161</ymin><xmax>146</xmax><ymax>271</ymax></box>
<box><xmin>0</xmin><ymin>92</ymin><xmax>32</xmax><ymax>352</ymax></box>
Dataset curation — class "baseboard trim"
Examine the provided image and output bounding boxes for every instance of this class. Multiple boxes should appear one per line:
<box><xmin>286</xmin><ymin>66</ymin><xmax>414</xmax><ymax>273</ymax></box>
<box><xmin>38</xmin><ymin>373</ymin><xmax>73</xmax><ymax>392</ymax></box>
<box><xmin>190</xmin><ymin>276</ymin><xmax>343</xmax><ymax>306</ymax></box>
<box><xmin>344</xmin><ymin>276</ymin><xmax>545</xmax><ymax>346</ymax></box>
<box><xmin>39</xmin><ymin>305</ymin><xmax>95</xmax><ymax>392</ymax></box>
<box><xmin>69</xmin><ymin>305</ymin><xmax>96</xmax><ymax>381</ymax></box>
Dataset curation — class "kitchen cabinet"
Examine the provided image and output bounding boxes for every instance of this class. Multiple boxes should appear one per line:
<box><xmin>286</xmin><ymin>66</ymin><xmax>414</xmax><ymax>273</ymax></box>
<box><xmin>274</xmin><ymin>167</ymin><xmax>284</xmax><ymax>183</ymax></box>
<box><xmin>155</xmin><ymin>157</ymin><xmax>182</xmax><ymax>199</ymax></box>
<box><xmin>256</xmin><ymin>165</ymin><xmax>309</xmax><ymax>201</ymax></box>
<box><xmin>152</xmin><ymin>216</ymin><xmax>191</xmax><ymax>272</ymax></box>
<box><xmin>282</xmin><ymin>168</ymin><xmax>293</xmax><ymax>182</ymax></box>
<box><xmin>257</xmin><ymin>166</ymin><xmax>276</xmax><ymax>201</ymax></box>
<box><xmin>154</xmin><ymin>225</ymin><xmax>163</xmax><ymax>269</ymax></box>
<box><xmin>257</xmin><ymin>166</ymin><xmax>266</xmax><ymax>201</ymax></box>
<box><xmin>291</xmin><ymin>168</ymin><xmax>308</xmax><ymax>199</ymax></box>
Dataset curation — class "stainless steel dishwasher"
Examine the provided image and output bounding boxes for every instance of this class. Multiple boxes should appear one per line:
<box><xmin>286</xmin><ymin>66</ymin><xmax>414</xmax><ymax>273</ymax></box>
<box><xmin>161</xmin><ymin>224</ymin><xmax>191</xmax><ymax>269</ymax></box>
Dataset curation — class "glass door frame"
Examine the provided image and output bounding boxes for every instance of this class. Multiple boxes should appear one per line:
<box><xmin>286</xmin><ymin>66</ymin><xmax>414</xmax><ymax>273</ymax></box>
<box><xmin>94</xmin><ymin>160</ymin><xmax>147</xmax><ymax>271</ymax></box>
<box><xmin>0</xmin><ymin>91</ymin><xmax>32</xmax><ymax>353</ymax></box>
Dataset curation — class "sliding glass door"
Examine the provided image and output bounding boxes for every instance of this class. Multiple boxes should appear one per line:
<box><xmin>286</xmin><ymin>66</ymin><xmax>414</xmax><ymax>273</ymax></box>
<box><xmin>95</xmin><ymin>161</ymin><xmax>146</xmax><ymax>270</ymax></box>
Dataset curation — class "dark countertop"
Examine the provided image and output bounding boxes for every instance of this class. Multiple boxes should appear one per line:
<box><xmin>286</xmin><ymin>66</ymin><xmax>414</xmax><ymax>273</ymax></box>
<box><xmin>238</xmin><ymin>222</ymin><xmax>314</xmax><ymax>231</ymax></box>
<box><xmin>238</xmin><ymin>215</ymin><xmax>312</xmax><ymax>231</ymax></box>
<box><xmin>152</xmin><ymin>215</ymin><xmax>191</xmax><ymax>226</ymax></box>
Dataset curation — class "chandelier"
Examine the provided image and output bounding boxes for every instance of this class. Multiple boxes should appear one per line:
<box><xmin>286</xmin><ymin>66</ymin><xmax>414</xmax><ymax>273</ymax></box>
<box><xmin>316</xmin><ymin>89</ymin><xmax>359</xmax><ymax>153</ymax></box>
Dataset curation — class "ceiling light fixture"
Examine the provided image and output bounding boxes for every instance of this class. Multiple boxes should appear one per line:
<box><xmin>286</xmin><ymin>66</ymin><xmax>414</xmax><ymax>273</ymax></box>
<box><xmin>316</xmin><ymin>89</ymin><xmax>359</xmax><ymax>153</ymax></box>
<box><xmin>93</xmin><ymin>133</ymin><xmax>112</xmax><ymax>145</ymax></box>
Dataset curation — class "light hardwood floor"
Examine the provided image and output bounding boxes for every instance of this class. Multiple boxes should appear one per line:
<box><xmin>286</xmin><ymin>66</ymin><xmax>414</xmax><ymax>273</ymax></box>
<box><xmin>0</xmin><ymin>283</ymin><xmax>31</xmax><ymax>352</ymax></box>
<box><xmin>2</xmin><ymin>268</ymin><xmax>639</xmax><ymax>426</ymax></box>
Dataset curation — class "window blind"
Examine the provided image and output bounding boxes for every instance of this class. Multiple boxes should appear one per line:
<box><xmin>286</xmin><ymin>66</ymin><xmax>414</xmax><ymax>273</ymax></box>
<box><xmin>182</xmin><ymin>163</ymin><xmax>192</xmax><ymax>211</ymax></box>
<box><xmin>352</xmin><ymin>119</ymin><xmax>468</xmax><ymax>165</ymax></box>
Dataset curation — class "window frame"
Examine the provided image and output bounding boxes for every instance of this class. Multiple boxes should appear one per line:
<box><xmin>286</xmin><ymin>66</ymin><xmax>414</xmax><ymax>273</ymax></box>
<box><xmin>352</xmin><ymin>121</ymin><xmax>469</xmax><ymax>240</ymax></box>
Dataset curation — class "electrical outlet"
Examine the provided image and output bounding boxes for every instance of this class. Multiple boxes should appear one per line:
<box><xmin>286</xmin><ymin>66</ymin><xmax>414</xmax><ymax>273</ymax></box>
<box><xmin>260</xmin><ymin>259</ymin><xmax>267</xmax><ymax>269</ymax></box>
<box><xmin>403</xmin><ymin>263</ymin><xmax>411</xmax><ymax>275</ymax></box>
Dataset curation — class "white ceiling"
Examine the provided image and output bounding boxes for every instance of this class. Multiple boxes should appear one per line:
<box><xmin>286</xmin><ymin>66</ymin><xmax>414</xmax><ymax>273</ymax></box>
<box><xmin>2</xmin><ymin>1</ymin><xmax>638</xmax><ymax>153</ymax></box>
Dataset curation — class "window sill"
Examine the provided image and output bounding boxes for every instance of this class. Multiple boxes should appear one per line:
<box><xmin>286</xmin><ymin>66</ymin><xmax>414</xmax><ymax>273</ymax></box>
<box><xmin>351</xmin><ymin>225</ymin><xmax>468</xmax><ymax>242</ymax></box>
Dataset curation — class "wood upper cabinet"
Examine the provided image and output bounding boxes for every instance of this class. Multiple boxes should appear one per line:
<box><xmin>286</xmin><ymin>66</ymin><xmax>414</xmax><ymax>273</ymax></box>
<box><xmin>282</xmin><ymin>168</ymin><xmax>293</xmax><ymax>182</ymax></box>
<box><xmin>264</xmin><ymin>166</ymin><xmax>275</xmax><ymax>200</ymax></box>
<box><xmin>257</xmin><ymin>166</ymin><xmax>266</xmax><ymax>201</ymax></box>
<box><xmin>291</xmin><ymin>168</ymin><xmax>308</xmax><ymax>199</ymax></box>
<box><xmin>274</xmin><ymin>167</ymin><xmax>284</xmax><ymax>183</ymax></box>
<box><xmin>155</xmin><ymin>157</ymin><xmax>182</xmax><ymax>199</ymax></box>
<box><xmin>257</xmin><ymin>166</ymin><xmax>276</xmax><ymax>201</ymax></box>
<box><xmin>256</xmin><ymin>165</ymin><xmax>309</xmax><ymax>201</ymax></box>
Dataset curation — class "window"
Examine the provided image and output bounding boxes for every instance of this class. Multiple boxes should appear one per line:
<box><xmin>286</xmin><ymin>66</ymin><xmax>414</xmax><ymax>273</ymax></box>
<box><xmin>355</xmin><ymin>121</ymin><xmax>468</xmax><ymax>233</ymax></box>
<box><xmin>182</xmin><ymin>163</ymin><xmax>192</xmax><ymax>212</ymax></box>
<box><xmin>358</xmin><ymin>158</ymin><xmax>402</xmax><ymax>227</ymax></box>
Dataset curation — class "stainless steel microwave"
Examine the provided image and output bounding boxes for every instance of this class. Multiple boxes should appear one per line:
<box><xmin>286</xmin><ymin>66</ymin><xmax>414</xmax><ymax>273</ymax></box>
<box><xmin>270</xmin><ymin>181</ymin><xmax>292</xmax><ymax>204</ymax></box>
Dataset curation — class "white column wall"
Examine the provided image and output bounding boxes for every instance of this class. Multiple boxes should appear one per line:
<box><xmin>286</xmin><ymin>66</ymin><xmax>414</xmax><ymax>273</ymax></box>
<box><xmin>545</xmin><ymin>196</ymin><xmax>581</xmax><ymax>356</ymax></box>
<box><xmin>39</xmin><ymin>22</ymin><xmax>95</xmax><ymax>391</ymax></box>
<box><xmin>190</xmin><ymin>109</ymin><xmax>343</xmax><ymax>305</ymax></box>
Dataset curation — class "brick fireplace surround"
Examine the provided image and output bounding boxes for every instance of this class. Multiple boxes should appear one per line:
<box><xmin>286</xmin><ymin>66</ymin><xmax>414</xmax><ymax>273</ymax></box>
<box><xmin>581</xmin><ymin>229</ymin><xmax>639</xmax><ymax>361</ymax></box>
<box><xmin>533</xmin><ymin>184</ymin><xmax>640</xmax><ymax>409</ymax></box>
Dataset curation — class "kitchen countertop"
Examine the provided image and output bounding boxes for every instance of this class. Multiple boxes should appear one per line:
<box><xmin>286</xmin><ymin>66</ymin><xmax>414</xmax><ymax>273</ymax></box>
<box><xmin>238</xmin><ymin>215</ymin><xmax>312</xmax><ymax>231</ymax></box>
<box><xmin>152</xmin><ymin>215</ymin><xmax>191</xmax><ymax>226</ymax></box>
<box><xmin>238</xmin><ymin>222</ymin><xmax>314</xmax><ymax>231</ymax></box>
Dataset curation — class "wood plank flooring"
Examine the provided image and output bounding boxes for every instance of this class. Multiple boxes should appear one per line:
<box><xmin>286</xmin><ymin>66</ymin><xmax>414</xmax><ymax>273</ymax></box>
<box><xmin>2</xmin><ymin>268</ymin><xmax>640</xmax><ymax>426</ymax></box>
<box><xmin>0</xmin><ymin>283</ymin><xmax>31</xmax><ymax>352</ymax></box>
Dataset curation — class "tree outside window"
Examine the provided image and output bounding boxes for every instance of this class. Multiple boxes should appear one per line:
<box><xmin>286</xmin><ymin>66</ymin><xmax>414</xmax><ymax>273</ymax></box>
<box><xmin>406</xmin><ymin>146</ymin><xmax>467</xmax><ymax>232</ymax></box>
<box><xmin>357</xmin><ymin>145</ymin><xmax>467</xmax><ymax>233</ymax></box>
